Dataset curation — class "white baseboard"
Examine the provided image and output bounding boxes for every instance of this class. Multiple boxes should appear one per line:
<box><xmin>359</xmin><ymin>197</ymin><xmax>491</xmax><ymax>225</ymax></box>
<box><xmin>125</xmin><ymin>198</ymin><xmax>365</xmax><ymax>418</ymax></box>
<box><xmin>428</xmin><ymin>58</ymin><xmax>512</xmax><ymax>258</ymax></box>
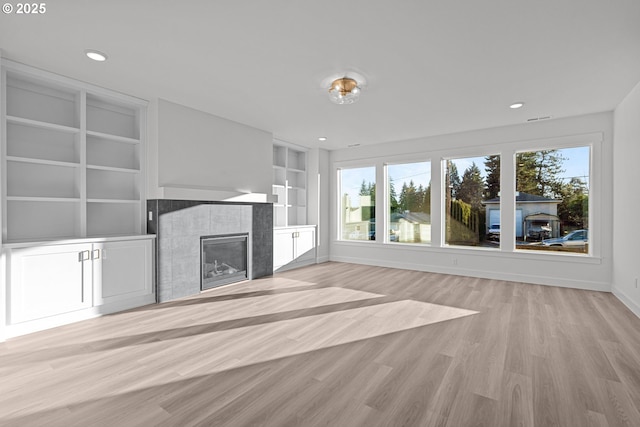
<box><xmin>329</xmin><ymin>254</ymin><xmax>610</xmax><ymax>292</ymax></box>
<box><xmin>612</xmin><ymin>287</ymin><xmax>640</xmax><ymax>319</ymax></box>
<box><xmin>317</xmin><ymin>255</ymin><xmax>330</xmax><ymax>264</ymax></box>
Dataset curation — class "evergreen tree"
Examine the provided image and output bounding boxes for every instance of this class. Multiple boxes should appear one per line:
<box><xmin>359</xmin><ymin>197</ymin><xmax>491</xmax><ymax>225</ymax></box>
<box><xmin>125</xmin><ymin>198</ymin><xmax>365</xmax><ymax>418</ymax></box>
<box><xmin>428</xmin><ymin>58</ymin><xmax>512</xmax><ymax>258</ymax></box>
<box><xmin>358</xmin><ymin>179</ymin><xmax>376</xmax><ymax>220</ymax></box>
<box><xmin>484</xmin><ymin>155</ymin><xmax>501</xmax><ymax>199</ymax></box>
<box><xmin>367</xmin><ymin>182</ymin><xmax>376</xmax><ymax>204</ymax></box>
<box><xmin>458</xmin><ymin>162</ymin><xmax>485</xmax><ymax>211</ymax></box>
<box><xmin>416</xmin><ymin>184</ymin><xmax>425</xmax><ymax>212</ymax></box>
<box><xmin>516</xmin><ymin>150</ymin><xmax>566</xmax><ymax>197</ymax></box>
<box><xmin>422</xmin><ymin>183</ymin><xmax>432</xmax><ymax>213</ymax></box>
<box><xmin>359</xmin><ymin>180</ymin><xmax>368</xmax><ymax>196</ymax></box>
<box><xmin>399</xmin><ymin>181</ymin><xmax>418</xmax><ymax>212</ymax></box>
<box><xmin>448</xmin><ymin>161</ymin><xmax>462</xmax><ymax>199</ymax></box>
<box><xmin>557</xmin><ymin>177</ymin><xmax>588</xmax><ymax>227</ymax></box>
<box><xmin>389</xmin><ymin>177</ymin><xmax>399</xmax><ymax>212</ymax></box>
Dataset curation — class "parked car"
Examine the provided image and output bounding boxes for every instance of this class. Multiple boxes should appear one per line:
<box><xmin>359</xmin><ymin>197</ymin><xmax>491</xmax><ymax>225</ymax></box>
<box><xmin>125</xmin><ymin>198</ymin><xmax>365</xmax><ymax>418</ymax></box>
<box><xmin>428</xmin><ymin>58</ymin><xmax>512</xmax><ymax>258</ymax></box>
<box><xmin>527</xmin><ymin>225</ymin><xmax>551</xmax><ymax>241</ymax></box>
<box><xmin>542</xmin><ymin>229</ymin><xmax>588</xmax><ymax>247</ymax></box>
<box><xmin>487</xmin><ymin>224</ymin><xmax>500</xmax><ymax>241</ymax></box>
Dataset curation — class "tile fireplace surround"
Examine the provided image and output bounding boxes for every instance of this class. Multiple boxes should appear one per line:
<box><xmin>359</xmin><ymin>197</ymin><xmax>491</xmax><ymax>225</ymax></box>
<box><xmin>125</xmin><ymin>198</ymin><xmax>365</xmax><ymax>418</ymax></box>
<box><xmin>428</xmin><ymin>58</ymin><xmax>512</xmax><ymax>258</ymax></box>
<box><xmin>147</xmin><ymin>200</ymin><xmax>273</xmax><ymax>302</ymax></box>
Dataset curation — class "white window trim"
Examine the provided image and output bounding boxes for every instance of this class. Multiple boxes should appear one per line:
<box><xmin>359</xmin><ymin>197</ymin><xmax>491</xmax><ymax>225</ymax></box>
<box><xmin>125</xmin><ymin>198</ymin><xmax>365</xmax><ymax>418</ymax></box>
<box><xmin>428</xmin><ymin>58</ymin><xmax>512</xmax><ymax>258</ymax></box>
<box><xmin>333</xmin><ymin>132</ymin><xmax>602</xmax><ymax>259</ymax></box>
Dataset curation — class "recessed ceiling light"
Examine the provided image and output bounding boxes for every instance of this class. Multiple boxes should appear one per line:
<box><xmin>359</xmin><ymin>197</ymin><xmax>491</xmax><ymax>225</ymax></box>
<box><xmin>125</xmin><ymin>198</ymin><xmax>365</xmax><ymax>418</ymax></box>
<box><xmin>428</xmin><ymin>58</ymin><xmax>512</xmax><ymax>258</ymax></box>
<box><xmin>318</xmin><ymin>137</ymin><xmax>327</xmax><ymax>142</ymax></box>
<box><xmin>510</xmin><ymin>102</ymin><xmax>525</xmax><ymax>109</ymax></box>
<box><xmin>85</xmin><ymin>49</ymin><xmax>108</xmax><ymax>62</ymax></box>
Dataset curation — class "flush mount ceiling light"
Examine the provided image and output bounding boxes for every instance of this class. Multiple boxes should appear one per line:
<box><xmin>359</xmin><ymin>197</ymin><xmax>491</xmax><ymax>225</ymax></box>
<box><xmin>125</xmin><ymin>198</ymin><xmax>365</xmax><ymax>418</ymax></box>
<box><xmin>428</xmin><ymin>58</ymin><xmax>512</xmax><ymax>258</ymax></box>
<box><xmin>328</xmin><ymin>77</ymin><xmax>361</xmax><ymax>105</ymax></box>
<box><xmin>318</xmin><ymin>137</ymin><xmax>327</xmax><ymax>142</ymax></box>
<box><xmin>85</xmin><ymin>49</ymin><xmax>108</xmax><ymax>62</ymax></box>
<box><xmin>510</xmin><ymin>102</ymin><xmax>525</xmax><ymax>109</ymax></box>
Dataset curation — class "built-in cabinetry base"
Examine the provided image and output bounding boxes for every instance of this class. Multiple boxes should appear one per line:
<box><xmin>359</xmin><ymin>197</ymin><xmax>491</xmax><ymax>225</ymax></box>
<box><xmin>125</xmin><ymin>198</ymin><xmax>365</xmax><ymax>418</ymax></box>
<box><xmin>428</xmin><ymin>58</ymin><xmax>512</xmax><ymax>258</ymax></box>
<box><xmin>274</xmin><ymin>225</ymin><xmax>317</xmax><ymax>272</ymax></box>
<box><xmin>0</xmin><ymin>59</ymin><xmax>152</xmax><ymax>340</ymax></box>
<box><xmin>2</xmin><ymin>235</ymin><xmax>155</xmax><ymax>339</ymax></box>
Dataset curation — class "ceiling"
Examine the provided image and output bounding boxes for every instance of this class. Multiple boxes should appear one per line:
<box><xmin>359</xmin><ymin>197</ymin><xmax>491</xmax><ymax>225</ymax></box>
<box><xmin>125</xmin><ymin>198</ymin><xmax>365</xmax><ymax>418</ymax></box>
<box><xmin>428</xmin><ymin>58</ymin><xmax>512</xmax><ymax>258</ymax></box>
<box><xmin>1</xmin><ymin>0</ymin><xmax>639</xmax><ymax>150</ymax></box>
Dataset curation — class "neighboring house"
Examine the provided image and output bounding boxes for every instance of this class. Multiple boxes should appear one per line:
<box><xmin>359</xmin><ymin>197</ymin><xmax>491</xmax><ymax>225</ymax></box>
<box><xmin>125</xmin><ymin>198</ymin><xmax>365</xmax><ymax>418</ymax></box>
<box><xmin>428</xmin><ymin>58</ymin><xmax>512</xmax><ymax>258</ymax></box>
<box><xmin>483</xmin><ymin>192</ymin><xmax>561</xmax><ymax>240</ymax></box>
<box><xmin>342</xmin><ymin>194</ymin><xmax>374</xmax><ymax>240</ymax></box>
<box><xmin>390</xmin><ymin>211</ymin><xmax>432</xmax><ymax>243</ymax></box>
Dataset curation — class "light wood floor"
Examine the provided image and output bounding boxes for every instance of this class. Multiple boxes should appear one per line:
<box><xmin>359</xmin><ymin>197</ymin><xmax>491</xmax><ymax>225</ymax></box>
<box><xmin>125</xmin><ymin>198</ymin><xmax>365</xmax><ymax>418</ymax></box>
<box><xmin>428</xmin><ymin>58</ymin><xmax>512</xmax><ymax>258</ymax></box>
<box><xmin>2</xmin><ymin>262</ymin><xmax>640</xmax><ymax>427</ymax></box>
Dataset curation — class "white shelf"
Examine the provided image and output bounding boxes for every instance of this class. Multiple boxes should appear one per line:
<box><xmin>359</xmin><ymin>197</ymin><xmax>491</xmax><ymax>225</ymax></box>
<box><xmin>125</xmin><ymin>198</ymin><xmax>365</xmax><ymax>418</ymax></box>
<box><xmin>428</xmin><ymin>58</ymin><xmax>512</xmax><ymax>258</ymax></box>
<box><xmin>87</xmin><ymin>94</ymin><xmax>139</xmax><ymax>140</ymax></box>
<box><xmin>87</xmin><ymin>134</ymin><xmax>140</xmax><ymax>170</ymax></box>
<box><xmin>86</xmin><ymin>130</ymin><xmax>140</xmax><ymax>145</ymax></box>
<box><xmin>7</xmin><ymin>161</ymin><xmax>79</xmax><ymax>199</ymax></box>
<box><xmin>272</xmin><ymin>142</ymin><xmax>307</xmax><ymax>227</ymax></box>
<box><xmin>6</xmin><ymin>199</ymin><xmax>81</xmax><ymax>241</ymax></box>
<box><xmin>87</xmin><ymin>202</ymin><xmax>141</xmax><ymax>236</ymax></box>
<box><xmin>7</xmin><ymin>120</ymin><xmax>80</xmax><ymax>164</ymax></box>
<box><xmin>6</xmin><ymin>115</ymin><xmax>80</xmax><ymax>134</ymax></box>
<box><xmin>86</xmin><ymin>168</ymin><xmax>140</xmax><ymax>201</ymax></box>
<box><xmin>2</xmin><ymin>60</ymin><xmax>147</xmax><ymax>242</ymax></box>
<box><xmin>87</xmin><ymin>199</ymin><xmax>141</xmax><ymax>204</ymax></box>
<box><xmin>6</xmin><ymin>73</ymin><xmax>79</xmax><ymax>128</ymax></box>
<box><xmin>7</xmin><ymin>156</ymin><xmax>80</xmax><ymax>169</ymax></box>
<box><xmin>7</xmin><ymin>196</ymin><xmax>80</xmax><ymax>202</ymax></box>
<box><xmin>87</xmin><ymin>164</ymin><xmax>140</xmax><ymax>174</ymax></box>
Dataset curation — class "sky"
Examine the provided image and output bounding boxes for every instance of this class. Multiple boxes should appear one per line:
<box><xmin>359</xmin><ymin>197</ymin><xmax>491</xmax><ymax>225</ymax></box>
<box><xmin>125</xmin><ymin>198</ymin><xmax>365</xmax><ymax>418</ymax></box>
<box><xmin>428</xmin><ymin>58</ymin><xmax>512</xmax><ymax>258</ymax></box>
<box><xmin>449</xmin><ymin>146</ymin><xmax>590</xmax><ymax>183</ymax></box>
<box><xmin>340</xmin><ymin>146</ymin><xmax>590</xmax><ymax>207</ymax></box>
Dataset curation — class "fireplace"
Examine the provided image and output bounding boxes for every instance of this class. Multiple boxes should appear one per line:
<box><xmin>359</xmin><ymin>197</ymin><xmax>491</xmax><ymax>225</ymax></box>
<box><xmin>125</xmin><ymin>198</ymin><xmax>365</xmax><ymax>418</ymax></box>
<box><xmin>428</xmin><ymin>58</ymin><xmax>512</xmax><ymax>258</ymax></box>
<box><xmin>201</xmin><ymin>234</ymin><xmax>249</xmax><ymax>290</ymax></box>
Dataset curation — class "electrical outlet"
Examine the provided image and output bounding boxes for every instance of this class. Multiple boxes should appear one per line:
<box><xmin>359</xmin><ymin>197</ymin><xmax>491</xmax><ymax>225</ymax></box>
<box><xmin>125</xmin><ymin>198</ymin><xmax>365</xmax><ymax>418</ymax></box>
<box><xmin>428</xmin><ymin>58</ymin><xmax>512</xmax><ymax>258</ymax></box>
<box><xmin>148</xmin><ymin>211</ymin><xmax>153</xmax><ymax>221</ymax></box>
<box><xmin>635</xmin><ymin>278</ymin><xmax>638</xmax><ymax>289</ymax></box>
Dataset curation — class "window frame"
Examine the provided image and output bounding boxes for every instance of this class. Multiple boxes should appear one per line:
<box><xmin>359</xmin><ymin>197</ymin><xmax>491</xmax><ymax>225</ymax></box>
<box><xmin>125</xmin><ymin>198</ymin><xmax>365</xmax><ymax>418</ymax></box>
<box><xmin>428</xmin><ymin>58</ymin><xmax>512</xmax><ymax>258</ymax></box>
<box><xmin>337</xmin><ymin>164</ymin><xmax>378</xmax><ymax>243</ymax></box>
<box><xmin>512</xmin><ymin>142</ymin><xmax>594</xmax><ymax>257</ymax></box>
<box><xmin>384</xmin><ymin>159</ymin><xmax>433</xmax><ymax>245</ymax></box>
<box><xmin>441</xmin><ymin>153</ymin><xmax>502</xmax><ymax>250</ymax></box>
<box><xmin>333</xmin><ymin>132</ymin><xmax>602</xmax><ymax>261</ymax></box>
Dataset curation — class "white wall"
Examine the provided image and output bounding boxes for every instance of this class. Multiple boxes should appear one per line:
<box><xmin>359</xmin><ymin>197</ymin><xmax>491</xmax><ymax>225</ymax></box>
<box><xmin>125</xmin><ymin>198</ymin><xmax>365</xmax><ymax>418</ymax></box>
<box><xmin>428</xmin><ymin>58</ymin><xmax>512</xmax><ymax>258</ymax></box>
<box><xmin>307</xmin><ymin>148</ymin><xmax>331</xmax><ymax>263</ymax></box>
<box><xmin>612</xmin><ymin>81</ymin><xmax>640</xmax><ymax>316</ymax></box>
<box><xmin>330</xmin><ymin>112</ymin><xmax>614</xmax><ymax>291</ymax></box>
<box><xmin>154</xmin><ymin>99</ymin><xmax>272</xmax><ymax>201</ymax></box>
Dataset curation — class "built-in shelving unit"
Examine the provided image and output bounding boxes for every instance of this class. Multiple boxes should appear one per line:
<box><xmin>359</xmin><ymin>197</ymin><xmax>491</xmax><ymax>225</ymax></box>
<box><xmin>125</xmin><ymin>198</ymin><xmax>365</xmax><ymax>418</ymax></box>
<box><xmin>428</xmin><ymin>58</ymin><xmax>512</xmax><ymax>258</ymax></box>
<box><xmin>1</xmin><ymin>60</ymin><xmax>147</xmax><ymax>243</ymax></box>
<box><xmin>272</xmin><ymin>142</ymin><xmax>307</xmax><ymax>227</ymax></box>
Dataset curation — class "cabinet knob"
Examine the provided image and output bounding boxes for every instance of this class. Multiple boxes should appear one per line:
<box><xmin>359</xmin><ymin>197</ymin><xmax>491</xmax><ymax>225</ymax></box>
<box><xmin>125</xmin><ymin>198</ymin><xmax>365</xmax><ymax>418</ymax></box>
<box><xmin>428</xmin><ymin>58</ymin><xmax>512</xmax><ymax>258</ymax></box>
<box><xmin>92</xmin><ymin>249</ymin><xmax>100</xmax><ymax>260</ymax></box>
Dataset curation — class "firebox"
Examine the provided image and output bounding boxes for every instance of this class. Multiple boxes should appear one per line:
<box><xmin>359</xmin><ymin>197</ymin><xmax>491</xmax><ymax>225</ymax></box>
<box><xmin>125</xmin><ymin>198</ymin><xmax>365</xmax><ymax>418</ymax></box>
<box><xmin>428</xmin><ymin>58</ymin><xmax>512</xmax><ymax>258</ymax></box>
<box><xmin>201</xmin><ymin>234</ymin><xmax>249</xmax><ymax>290</ymax></box>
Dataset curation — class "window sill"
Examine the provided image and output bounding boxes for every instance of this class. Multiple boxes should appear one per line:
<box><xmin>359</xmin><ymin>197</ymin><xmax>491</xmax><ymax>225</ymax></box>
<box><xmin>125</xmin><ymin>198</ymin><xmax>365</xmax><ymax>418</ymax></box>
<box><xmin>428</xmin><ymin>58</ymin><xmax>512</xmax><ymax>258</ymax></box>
<box><xmin>333</xmin><ymin>239</ymin><xmax>602</xmax><ymax>265</ymax></box>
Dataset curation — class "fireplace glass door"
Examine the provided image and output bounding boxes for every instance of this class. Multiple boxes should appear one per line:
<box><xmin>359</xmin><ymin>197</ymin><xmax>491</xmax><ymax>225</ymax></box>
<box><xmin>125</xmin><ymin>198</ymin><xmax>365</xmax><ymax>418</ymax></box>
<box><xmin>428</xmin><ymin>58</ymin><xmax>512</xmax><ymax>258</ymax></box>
<box><xmin>201</xmin><ymin>234</ymin><xmax>248</xmax><ymax>289</ymax></box>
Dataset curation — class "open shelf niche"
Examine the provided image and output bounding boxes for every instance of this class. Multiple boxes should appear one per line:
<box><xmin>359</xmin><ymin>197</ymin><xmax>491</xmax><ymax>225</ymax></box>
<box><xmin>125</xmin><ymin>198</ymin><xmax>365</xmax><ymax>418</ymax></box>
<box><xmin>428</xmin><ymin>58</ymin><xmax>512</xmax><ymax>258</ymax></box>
<box><xmin>1</xmin><ymin>60</ymin><xmax>147</xmax><ymax>242</ymax></box>
<box><xmin>272</xmin><ymin>141</ymin><xmax>307</xmax><ymax>227</ymax></box>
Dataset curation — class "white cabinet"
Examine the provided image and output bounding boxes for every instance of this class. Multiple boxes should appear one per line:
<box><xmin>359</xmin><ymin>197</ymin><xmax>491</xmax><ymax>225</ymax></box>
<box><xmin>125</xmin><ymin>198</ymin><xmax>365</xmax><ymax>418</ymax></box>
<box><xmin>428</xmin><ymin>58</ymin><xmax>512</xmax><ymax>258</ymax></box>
<box><xmin>1</xmin><ymin>59</ymin><xmax>147</xmax><ymax>243</ymax></box>
<box><xmin>5</xmin><ymin>237</ymin><xmax>154</xmax><ymax>337</ymax></box>
<box><xmin>10</xmin><ymin>243</ymin><xmax>92</xmax><ymax>324</ymax></box>
<box><xmin>273</xmin><ymin>226</ymin><xmax>316</xmax><ymax>272</ymax></box>
<box><xmin>94</xmin><ymin>239</ymin><xmax>153</xmax><ymax>305</ymax></box>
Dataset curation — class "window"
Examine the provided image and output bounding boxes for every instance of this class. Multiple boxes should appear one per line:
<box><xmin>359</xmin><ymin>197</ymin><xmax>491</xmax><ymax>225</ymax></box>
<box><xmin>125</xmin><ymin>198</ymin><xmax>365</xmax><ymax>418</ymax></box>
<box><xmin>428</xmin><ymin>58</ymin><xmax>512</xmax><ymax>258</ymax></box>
<box><xmin>445</xmin><ymin>155</ymin><xmax>500</xmax><ymax>248</ymax></box>
<box><xmin>340</xmin><ymin>166</ymin><xmax>376</xmax><ymax>241</ymax></box>
<box><xmin>387</xmin><ymin>161</ymin><xmax>431</xmax><ymax>244</ymax></box>
<box><xmin>515</xmin><ymin>146</ymin><xmax>590</xmax><ymax>254</ymax></box>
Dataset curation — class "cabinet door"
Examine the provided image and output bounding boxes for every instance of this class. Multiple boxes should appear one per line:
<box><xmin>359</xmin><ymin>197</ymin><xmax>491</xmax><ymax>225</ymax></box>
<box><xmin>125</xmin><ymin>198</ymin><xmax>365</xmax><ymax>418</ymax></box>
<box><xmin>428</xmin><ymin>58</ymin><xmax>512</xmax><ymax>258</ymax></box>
<box><xmin>295</xmin><ymin>228</ymin><xmax>316</xmax><ymax>263</ymax></box>
<box><xmin>10</xmin><ymin>244</ymin><xmax>92</xmax><ymax>324</ymax></box>
<box><xmin>273</xmin><ymin>230</ymin><xmax>295</xmax><ymax>270</ymax></box>
<box><xmin>94</xmin><ymin>239</ymin><xmax>153</xmax><ymax>305</ymax></box>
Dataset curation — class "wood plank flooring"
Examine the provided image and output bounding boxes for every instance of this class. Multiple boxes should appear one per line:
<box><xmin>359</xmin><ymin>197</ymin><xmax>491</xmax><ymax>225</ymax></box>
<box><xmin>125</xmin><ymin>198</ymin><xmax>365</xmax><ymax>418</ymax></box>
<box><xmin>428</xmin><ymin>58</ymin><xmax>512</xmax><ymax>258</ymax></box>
<box><xmin>1</xmin><ymin>261</ymin><xmax>640</xmax><ymax>426</ymax></box>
